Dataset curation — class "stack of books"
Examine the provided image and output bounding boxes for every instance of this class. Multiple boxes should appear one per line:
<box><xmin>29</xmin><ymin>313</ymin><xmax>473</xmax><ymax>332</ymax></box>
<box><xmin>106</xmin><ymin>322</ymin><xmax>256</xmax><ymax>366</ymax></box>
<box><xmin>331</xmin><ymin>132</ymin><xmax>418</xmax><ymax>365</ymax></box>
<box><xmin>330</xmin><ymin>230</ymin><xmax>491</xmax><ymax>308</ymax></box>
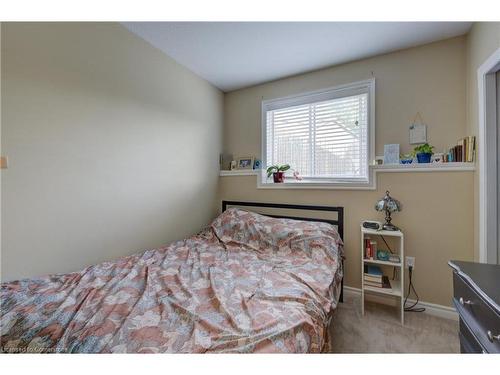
<box><xmin>444</xmin><ymin>136</ymin><xmax>475</xmax><ymax>163</ymax></box>
<box><xmin>364</xmin><ymin>265</ymin><xmax>391</xmax><ymax>289</ymax></box>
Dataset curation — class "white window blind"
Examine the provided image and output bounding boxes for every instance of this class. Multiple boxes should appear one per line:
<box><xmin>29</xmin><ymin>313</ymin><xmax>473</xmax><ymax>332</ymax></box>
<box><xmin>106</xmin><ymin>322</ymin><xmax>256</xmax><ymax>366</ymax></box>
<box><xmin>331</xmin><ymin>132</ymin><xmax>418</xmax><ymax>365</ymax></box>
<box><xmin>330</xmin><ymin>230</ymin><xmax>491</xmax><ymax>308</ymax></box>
<box><xmin>263</xmin><ymin>80</ymin><xmax>374</xmax><ymax>183</ymax></box>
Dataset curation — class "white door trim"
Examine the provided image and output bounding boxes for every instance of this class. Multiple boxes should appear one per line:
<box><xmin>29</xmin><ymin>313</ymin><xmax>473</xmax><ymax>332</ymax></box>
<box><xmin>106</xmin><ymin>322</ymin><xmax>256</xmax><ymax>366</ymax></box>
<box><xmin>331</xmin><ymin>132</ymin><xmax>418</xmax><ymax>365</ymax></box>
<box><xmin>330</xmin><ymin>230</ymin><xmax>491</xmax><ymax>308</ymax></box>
<box><xmin>478</xmin><ymin>46</ymin><xmax>500</xmax><ymax>264</ymax></box>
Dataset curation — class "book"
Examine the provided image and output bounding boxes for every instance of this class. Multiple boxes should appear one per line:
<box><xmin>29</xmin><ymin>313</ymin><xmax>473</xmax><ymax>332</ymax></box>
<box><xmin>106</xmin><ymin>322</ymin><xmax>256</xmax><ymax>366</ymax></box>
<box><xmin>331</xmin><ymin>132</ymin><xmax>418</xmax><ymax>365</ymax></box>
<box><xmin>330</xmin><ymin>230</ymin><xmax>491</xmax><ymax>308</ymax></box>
<box><xmin>364</xmin><ymin>274</ymin><xmax>383</xmax><ymax>282</ymax></box>
<box><xmin>364</xmin><ymin>281</ymin><xmax>383</xmax><ymax>288</ymax></box>
<box><xmin>364</xmin><ymin>265</ymin><xmax>383</xmax><ymax>276</ymax></box>
<box><xmin>445</xmin><ymin>136</ymin><xmax>476</xmax><ymax>163</ymax></box>
<box><xmin>365</xmin><ymin>276</ymin><xmax>392</xmax><ymax>290</ymax></box>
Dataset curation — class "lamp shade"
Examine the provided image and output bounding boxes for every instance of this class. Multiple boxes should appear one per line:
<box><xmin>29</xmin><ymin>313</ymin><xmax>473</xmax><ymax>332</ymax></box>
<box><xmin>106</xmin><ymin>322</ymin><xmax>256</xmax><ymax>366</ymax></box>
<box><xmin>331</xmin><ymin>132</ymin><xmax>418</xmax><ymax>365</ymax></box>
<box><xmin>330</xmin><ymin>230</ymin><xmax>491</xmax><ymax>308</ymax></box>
<box><xmin>375</xmin><ymin>191</ymin><xmax>402</xmax><ymax>213</ymax></box>
<box><xmin>374</xmin><ymin>190</ymin><xmax>402</xmax><ymax>231</ymax></box>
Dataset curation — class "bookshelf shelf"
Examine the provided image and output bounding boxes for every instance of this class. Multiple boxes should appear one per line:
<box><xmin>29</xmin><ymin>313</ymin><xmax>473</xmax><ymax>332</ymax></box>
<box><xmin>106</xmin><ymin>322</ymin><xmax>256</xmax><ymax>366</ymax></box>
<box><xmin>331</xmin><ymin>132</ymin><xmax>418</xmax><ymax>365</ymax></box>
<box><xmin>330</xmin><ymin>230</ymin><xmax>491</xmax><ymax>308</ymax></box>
<box><xmin>361</xmin><ymin>225</ymin><xmax>405</xmax><ymax>325</ymax></box>
<box><xmin>364</xmin><ymin>283</ymin><xmax>402</xmax><ymax>297</ymax></box>
<box><xmin>360</xmin><ymin>228</ymin><xmax>403</xmax><ymax>237</ymax></box>
<box><xmin>363</xmin><ymin>258</ymin><xmax>402</xmax><ymax>267</ymax></box>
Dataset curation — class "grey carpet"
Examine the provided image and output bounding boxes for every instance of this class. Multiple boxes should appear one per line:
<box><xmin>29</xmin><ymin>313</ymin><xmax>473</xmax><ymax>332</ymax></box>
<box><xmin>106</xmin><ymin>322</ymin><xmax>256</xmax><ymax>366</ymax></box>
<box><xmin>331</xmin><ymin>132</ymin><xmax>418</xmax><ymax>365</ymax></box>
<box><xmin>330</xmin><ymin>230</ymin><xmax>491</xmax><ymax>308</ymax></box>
<box><xmin>329</xmin><ymin>290</ymin><xmax>460</xmax><ymax>353</ymax></box>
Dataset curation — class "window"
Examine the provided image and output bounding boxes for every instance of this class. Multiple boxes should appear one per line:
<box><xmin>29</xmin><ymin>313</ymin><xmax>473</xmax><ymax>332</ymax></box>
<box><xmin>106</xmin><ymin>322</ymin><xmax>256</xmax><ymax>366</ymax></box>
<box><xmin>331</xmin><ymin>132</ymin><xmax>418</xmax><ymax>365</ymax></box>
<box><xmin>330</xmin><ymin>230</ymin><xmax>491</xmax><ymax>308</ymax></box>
<box><xmin>262</xmin><ymin>79</ymin><xmax>374</xmax><ymax>185</ymax></box>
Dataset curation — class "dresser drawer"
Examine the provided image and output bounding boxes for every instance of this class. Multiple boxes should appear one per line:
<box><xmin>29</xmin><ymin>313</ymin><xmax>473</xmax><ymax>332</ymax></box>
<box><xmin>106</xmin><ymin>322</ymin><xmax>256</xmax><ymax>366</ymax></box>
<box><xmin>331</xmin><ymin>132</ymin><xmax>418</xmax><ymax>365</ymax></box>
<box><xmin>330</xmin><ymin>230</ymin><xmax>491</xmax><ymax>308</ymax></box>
<box><xmin>459</xmin><ymin>318</ymin><xmax>486</xmax><ymax>353</ymax></box>
<box><xmin>453</xmin><ymin>273</ymin><xmax>500</xmax><ymax>353</ymax></box>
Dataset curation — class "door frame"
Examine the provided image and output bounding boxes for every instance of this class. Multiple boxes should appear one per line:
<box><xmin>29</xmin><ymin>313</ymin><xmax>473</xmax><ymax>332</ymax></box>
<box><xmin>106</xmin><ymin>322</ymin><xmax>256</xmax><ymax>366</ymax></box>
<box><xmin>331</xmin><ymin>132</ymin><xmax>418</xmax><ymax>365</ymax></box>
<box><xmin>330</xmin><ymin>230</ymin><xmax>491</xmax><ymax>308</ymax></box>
<box><xmin>478</xmin><ymin>46</ymin><xmax>500</xmax><ymax>264</ymax></box>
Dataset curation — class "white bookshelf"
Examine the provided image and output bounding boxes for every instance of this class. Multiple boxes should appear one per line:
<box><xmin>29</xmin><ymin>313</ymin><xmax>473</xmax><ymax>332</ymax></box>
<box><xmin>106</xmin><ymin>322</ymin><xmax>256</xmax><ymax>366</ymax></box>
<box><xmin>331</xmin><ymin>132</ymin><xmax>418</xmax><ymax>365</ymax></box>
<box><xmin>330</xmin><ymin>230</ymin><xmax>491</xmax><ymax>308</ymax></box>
<box><xmin>361</xmin><ymin>225</ymin><xmax>405</xmax><ymax>325</ymax></box>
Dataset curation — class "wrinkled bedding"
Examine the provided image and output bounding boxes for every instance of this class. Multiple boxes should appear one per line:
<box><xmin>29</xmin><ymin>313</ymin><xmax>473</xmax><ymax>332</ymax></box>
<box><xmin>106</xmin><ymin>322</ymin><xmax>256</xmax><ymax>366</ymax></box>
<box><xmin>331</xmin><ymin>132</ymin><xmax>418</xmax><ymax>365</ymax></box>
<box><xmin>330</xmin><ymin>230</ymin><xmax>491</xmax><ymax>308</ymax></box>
<box><xmin>0</xmin><ymin>208</ymin><xmax>344</xmax><ymax>353</ymax></box>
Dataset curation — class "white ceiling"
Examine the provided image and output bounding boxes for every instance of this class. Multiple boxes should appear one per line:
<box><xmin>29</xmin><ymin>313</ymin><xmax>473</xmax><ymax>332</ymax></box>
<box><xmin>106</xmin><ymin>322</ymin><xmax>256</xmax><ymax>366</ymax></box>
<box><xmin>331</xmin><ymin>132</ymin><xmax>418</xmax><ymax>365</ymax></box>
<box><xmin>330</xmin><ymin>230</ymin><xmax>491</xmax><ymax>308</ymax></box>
<box><xmin>123</xmin><ymin>22</ymin><xmax>472</xmax><ymax>92</ymax></box>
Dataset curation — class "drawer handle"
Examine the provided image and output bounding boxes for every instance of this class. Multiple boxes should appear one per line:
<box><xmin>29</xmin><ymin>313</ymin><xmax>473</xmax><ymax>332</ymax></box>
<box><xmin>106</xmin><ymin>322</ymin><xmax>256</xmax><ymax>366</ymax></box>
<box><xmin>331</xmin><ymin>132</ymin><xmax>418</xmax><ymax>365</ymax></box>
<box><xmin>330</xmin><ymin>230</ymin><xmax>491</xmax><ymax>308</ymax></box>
<box><xmin>487</xmin><ymin>331</ymin><xmax>500</xmax><ymax>343</ymax></box>
<box><xmin>459</xmin><ymin>297</ymin><xmax>473</xmax><ymax>306</ymax></box>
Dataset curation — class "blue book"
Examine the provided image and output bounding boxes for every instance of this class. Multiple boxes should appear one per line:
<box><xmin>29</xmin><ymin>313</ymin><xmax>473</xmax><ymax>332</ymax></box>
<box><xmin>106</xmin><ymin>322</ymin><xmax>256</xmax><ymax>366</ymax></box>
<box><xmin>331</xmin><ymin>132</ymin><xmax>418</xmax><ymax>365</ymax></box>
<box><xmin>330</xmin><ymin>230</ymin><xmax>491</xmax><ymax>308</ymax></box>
<box><xmin>365</xmin><ymin>265</ymin><xmax>383</xmax><ymax>276</ymax></box>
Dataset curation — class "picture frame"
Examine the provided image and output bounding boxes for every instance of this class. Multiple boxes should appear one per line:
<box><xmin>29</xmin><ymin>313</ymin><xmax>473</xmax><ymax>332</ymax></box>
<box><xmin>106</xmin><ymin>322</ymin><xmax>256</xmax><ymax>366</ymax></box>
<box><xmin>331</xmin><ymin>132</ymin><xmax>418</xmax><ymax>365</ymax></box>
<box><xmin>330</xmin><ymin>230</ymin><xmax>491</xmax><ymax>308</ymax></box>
<box><xmin>383</xmin><ymin>144</ymin><xmax>400</xmax><ymax>165</ymax></box>
<box><xmin>236</xmin><ymin>156</ymin><xmax>254</xmax><ymax>170</ymax></box>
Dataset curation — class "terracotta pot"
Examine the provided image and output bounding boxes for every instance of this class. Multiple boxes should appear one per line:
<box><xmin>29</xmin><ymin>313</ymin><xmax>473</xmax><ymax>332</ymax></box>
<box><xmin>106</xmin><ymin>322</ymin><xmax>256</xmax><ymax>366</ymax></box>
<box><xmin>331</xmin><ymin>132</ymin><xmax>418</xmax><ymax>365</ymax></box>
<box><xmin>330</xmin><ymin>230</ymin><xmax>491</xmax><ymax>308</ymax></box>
<box><xmin>273</xmin><ymin>171</ymin><xmax>285</xmax><ymax>183</ymax></box>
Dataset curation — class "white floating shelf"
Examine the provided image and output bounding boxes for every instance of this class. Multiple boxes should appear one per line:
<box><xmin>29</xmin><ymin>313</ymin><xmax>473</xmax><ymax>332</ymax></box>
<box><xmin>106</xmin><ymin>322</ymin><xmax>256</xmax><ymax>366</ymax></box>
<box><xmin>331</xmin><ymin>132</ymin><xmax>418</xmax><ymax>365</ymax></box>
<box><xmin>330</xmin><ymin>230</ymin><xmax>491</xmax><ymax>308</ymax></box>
<box><xmin>372</xmin><ymin>162</ymin><xmax>475</xmax><ymax>172</ymax></box>
<box><xmin>219</xmin><ymin>170</ymin><xmax>259</xmax><ymax>176</ymax></box>
<box><xmin>220</xmin><ymin>163</ymin><xmax>475</xmax><ymax>178</ymax></box>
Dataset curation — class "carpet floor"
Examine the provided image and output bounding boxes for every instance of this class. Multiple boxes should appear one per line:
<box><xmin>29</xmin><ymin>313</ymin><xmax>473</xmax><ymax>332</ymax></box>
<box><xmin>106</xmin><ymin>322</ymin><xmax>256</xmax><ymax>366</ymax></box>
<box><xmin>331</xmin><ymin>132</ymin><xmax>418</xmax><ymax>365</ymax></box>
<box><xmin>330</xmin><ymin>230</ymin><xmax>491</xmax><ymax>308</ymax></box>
<box><xmin>329</xmin><ymin>290</ymin><xmax>460</xmax><ymax>353</ymax></box>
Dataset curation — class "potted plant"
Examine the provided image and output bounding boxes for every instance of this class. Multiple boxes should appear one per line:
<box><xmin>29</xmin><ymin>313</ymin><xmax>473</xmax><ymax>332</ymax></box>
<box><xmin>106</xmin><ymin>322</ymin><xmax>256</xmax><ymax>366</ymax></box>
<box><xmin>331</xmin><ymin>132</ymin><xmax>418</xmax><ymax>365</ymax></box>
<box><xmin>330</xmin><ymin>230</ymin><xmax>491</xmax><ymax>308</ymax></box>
<box><xmin>413</xmin><ymin>143</ymin><xmax>434</xmax><ymax>163</ymax></box>
<box><xmin>266</xmin><ymin>164</ymin><xmax>290</xmax><ymax>183</ymax></box>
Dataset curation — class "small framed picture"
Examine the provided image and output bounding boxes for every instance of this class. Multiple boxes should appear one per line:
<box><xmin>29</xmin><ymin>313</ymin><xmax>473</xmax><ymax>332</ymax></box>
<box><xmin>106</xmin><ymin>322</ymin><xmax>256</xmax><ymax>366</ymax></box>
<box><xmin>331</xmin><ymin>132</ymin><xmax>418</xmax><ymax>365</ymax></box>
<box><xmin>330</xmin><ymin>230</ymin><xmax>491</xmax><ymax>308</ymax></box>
<box><xmin>236</xmin><ymin>156</ymin><xmax>254</xmax><ymax>170</ymax></box>
<box><xmin>383</xmin><ymin>144</ymin><xmax>400</xmax><ymax>165</ymax></box>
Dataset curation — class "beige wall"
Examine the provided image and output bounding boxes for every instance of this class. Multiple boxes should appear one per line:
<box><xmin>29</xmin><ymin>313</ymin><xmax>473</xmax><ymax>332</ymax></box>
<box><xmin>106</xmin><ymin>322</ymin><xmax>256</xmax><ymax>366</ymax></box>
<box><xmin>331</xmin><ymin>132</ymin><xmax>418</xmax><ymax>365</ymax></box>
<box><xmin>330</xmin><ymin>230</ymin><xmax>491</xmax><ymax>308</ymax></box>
<box><xmin>221</xmin><ymin>36</ymin><xmax>474</xmax><ymax>307</ymax></box>
<box><xmin>465</xmin><ymin>22</ymin><xmax>500</xmax><ymax>261</ymax></box>
<box><xmin>1</xmin><ymin>23</ymin><xmax>223</xmax><ymax>281</ymax></box>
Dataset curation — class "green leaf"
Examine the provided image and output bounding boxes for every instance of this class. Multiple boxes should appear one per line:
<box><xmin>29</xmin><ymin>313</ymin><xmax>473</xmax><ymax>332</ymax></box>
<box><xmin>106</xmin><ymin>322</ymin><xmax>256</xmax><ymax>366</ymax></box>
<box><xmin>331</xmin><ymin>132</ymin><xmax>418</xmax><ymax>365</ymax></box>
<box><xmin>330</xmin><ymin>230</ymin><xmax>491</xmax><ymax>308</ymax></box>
<box><xmin>413</xmin><ymin>143</ymin><xmax>434</xmax><ymax>155</ymax></box>
<box><xmin>266</xmin><ymin>165</ymin><xmax>278</xmax><ymax>178</ymax></box>
<box><xmin>278</xmin><ymin>164</ymin><xmax>290</xmax><ymax>172</ymax></box>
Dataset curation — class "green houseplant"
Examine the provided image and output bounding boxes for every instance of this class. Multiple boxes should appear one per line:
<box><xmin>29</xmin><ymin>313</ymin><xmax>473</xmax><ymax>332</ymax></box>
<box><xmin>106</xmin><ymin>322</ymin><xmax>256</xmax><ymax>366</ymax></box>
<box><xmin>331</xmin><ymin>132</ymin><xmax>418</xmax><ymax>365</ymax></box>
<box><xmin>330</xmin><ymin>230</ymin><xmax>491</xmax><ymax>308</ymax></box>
<box><xmin>266</xmin><ymin>164</ymin><xmax>290</xmax><ymax>183</ymax></box>
<box><xmin>413</xmin><ymin>143</ymin><xmax>434</xmax><ymax>163</ymax></box>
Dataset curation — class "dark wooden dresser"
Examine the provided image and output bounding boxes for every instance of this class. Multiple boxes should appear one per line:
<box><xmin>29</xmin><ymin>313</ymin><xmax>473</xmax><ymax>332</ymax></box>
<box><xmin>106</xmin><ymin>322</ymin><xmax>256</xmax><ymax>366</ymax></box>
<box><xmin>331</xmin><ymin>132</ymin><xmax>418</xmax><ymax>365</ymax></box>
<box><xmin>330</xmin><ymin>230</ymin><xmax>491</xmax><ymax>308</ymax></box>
<box><xmin>449</xmin><ymin>260</ymin><xmax>500</xmax><ymax>353</ymax></box>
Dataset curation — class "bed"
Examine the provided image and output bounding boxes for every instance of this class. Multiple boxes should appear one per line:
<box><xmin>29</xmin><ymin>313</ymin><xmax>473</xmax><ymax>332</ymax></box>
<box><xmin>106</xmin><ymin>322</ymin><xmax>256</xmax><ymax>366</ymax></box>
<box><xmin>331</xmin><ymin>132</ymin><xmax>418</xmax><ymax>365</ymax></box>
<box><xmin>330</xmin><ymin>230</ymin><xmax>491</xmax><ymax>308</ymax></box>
<box><xmin>1</xmin><ymin>201</ymin><xmax>344</xmax><ymax>353</ymax></box>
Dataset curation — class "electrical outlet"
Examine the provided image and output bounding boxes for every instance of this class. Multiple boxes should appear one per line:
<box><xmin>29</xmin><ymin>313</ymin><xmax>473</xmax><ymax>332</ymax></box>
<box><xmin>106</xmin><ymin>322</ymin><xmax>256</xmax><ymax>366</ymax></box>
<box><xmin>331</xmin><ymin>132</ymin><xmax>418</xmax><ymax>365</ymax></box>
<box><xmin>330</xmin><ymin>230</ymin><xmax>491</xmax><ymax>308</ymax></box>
<box><xmin>405</xmin><ymin>256</ymin><xmax>415</xmax><ymax>269</ymax></box>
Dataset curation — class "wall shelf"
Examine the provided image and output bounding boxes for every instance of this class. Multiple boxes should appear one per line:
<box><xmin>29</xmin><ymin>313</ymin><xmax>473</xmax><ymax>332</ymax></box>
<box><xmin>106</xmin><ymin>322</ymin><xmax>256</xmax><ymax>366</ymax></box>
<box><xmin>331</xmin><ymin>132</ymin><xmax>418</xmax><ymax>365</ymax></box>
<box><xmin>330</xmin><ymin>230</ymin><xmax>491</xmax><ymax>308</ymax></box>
<box><xmin>220</xmin><ymin>163</ymin><xmax>475</xmax><ymax>178</ymax></box>
<box><xmin>372</xmin><ymin>162</ymin><xmax>475</xmax><ymax>172</ymax></box>
<box><xmin>219</xmin><ymin>162</ymin><xmax>475</xmax><ymax>190</ymax></box>
<box><xmin>219</xmin><ymin>170</ymin><xmax>259</xmax><ymax>176</ymax></box>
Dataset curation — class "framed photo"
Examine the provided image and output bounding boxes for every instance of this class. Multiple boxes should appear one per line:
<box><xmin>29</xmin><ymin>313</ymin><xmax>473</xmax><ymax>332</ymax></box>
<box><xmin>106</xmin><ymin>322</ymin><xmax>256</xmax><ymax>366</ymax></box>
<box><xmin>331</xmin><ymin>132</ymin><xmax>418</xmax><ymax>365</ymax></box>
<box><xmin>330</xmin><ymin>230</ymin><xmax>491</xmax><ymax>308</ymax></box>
<box><xmin>383</xmin><ymin>144</ymin><xmax>400</xmax><ymax>165</ymax></box>
<box><xmin>236</xmin><ymin>156</ymin><xmax>254</xmax><ymax>170</ymax></box>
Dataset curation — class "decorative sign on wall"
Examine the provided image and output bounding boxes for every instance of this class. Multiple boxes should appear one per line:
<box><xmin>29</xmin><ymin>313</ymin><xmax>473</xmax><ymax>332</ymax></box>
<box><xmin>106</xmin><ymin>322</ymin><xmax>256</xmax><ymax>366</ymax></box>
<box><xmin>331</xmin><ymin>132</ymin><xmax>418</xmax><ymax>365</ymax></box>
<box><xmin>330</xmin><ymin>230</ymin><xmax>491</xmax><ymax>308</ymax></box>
<box><xmin>409</xmin><ymin>112</ymin><xmax>427</xmax><ymax>144</ymax></box>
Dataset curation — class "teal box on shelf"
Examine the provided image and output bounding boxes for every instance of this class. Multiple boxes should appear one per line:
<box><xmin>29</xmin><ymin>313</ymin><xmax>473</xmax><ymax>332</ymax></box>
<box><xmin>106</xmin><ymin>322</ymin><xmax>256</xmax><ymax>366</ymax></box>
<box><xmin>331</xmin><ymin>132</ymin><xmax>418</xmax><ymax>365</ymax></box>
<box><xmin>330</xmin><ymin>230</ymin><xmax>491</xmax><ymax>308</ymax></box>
<box><xmin>376</xmin><ymin>250</ymin><xmax>390</xmax><ymax>261</ymax></box>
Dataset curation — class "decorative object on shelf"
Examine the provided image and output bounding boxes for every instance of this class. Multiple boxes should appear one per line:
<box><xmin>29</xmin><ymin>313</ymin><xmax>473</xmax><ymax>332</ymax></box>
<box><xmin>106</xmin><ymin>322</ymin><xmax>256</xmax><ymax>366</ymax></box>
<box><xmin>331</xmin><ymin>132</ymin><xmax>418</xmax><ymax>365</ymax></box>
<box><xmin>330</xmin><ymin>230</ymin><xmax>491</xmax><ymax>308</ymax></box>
<box><xmin>375</xmin><ymin>190</ymin><xmax>402</xmax><ymax>231</ymax></box>
<box><xmin>292</xmin><ymin>170</ymin><xmax>303</xmax><ymax>180</ymax></box>
<box><xmin>388</xmin><ymin>254</ymin><xmax>401</xmax><ymax>263</ymax></box>
<box><xmin>409</xmin><ymin>112</ymin><xmax>427</xmax><ymax>144</ymax></box>
<box><xmin>253</xmin><ymin>159</ymin><xmax>262</xmax><ymax>170</ymax></box>
<box><xmin>383</xmin><ymin>144</ymin><xmax>400</xmax><ymax>165</ymax></box>
<box><xmin>432</xmin><ymin>152</ymin><xmax>444</xmax><ymax>163</ymax></box>
<box><xmin>400</xmin><ymin>153</ymin><xmax>413</xmax><ymax>164</ymax></box>
<box><xmin>236</xmin><ymin>156</ymin><xmax>255</xmax><ymax>170</ymax></box>
<box><xmin>230</xmin><ymin>160</ymin><xmax>237</xmax><ymax>170</ymax></box>
<box><xmin>219</xmin><ymin>153</ymin><xmax>233</xmax><ymax>170</ymax></box>
<box><xmin>362</xmin><ymin>220</ymin><xmax>383</xmax><ymax>231</ymax></box>
<box><xmin>266</xmin><ymin>164</ymin><xmax>290</xmax><ymax>183</ymax></box>
<box><xmin>413</xmin><ymin>143</ymin><xmax>434</xmax><ymax>163</ymax></box>
<box><xmin>376</xmin><ymin>249</ymin><xmax>390</xmax><ymax>261</ymax></box>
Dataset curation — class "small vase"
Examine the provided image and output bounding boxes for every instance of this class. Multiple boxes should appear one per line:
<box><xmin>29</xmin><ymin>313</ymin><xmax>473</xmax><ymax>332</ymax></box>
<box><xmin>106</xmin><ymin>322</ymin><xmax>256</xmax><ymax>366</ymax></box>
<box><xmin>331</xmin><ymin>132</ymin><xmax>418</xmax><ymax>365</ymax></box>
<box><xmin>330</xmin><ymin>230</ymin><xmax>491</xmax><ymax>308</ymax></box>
<box><xmin>416</xmin><ymin>153</ymin><xmax>432</xmax><ymax>163</ymax></box>
<box><xmin>273</xmin><ymin>171</ymin><xmax>285</xmax><ymax>183</ymax></box>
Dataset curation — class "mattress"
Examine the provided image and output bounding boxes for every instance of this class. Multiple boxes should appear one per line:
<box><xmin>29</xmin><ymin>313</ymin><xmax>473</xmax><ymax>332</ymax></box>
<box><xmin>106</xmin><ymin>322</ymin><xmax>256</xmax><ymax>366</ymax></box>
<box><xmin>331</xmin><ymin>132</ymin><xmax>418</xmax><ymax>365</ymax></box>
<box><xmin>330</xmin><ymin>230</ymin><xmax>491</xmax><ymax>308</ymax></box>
<box><xmin>0</xmin><ymin>208</ymin><xmax>344</xmax><ymax>353</ymax></box>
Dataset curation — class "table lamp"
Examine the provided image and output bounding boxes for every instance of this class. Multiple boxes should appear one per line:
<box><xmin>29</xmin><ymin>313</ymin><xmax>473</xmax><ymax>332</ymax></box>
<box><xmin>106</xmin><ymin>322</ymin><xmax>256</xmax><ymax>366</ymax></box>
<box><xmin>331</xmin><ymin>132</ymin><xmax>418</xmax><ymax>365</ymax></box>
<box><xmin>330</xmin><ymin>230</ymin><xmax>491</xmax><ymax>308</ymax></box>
<box><xmin>375</xmin><ymin>190</ymin><xmax>402</xmax><ymax>231</ymax></box>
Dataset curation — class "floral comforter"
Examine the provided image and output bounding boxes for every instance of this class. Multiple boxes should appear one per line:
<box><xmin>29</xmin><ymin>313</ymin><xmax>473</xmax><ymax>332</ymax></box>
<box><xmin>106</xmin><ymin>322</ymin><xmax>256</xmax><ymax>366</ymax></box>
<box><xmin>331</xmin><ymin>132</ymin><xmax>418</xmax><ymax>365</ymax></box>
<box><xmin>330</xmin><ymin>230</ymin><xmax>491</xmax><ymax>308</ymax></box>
<box><xmin>0</xmin><ymin>208</ymin><xmax>344</xmax><ymax>353</ymax></box>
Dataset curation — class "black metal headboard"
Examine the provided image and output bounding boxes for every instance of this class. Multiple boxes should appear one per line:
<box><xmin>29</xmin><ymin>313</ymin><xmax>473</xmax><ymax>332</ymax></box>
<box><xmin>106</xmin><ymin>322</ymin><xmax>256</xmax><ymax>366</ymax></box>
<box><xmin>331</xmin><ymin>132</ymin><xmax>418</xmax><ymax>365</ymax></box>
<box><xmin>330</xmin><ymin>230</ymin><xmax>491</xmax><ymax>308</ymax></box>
<box><xmin>221</xmin><ymin>200</ymin><xmax>344</xmax><ymax>302</ymax></box>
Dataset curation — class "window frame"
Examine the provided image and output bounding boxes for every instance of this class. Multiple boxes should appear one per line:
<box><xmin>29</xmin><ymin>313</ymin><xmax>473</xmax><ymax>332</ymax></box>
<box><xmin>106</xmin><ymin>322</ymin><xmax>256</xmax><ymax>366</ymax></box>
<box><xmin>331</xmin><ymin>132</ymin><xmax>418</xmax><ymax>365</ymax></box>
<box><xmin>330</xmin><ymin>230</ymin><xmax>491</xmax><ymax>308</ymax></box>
<box><xmin>260</xmin><ymin>78</ymin><xmax>375</xmax><ymax>187</ymax></box>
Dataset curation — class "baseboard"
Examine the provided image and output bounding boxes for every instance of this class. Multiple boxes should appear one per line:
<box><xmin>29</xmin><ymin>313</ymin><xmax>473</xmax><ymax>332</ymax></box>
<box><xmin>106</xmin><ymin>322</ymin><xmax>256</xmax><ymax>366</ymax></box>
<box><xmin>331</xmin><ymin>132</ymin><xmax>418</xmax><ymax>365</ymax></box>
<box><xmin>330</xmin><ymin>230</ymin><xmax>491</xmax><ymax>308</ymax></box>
<box><xmin>344</xmin><ymin>286</ymin><xmax>458</xmax><ymax>321</ymax></box>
